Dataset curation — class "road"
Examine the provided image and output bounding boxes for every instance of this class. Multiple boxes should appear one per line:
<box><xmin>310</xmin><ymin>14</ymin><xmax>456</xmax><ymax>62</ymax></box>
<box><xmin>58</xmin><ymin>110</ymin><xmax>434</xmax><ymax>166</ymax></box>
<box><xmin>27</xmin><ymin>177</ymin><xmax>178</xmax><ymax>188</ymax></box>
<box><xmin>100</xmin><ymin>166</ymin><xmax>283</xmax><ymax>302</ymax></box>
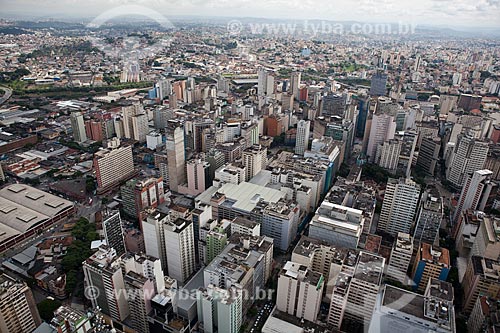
<box><xmin>0</xmin><ymin>86</ymin><xmax>12</xmax><ymax>105</ymax></box>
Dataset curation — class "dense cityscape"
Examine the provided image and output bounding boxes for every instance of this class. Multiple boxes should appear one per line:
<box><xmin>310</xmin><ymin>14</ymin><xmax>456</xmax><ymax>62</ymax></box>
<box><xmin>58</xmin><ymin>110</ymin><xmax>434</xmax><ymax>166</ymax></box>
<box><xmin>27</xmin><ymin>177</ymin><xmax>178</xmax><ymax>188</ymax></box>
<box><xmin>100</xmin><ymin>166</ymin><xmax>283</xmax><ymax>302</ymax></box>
<box><xmin>0</xmin><ymin>3</ymin><xmax>499</xmax><ymax>333</ymax></box>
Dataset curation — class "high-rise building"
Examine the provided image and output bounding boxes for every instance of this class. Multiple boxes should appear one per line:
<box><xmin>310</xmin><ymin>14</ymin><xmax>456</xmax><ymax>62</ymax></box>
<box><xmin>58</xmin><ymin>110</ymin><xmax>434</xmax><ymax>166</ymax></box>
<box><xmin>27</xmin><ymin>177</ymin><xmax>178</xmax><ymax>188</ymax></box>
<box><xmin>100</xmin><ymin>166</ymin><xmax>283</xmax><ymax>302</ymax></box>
<box><xmin>213</xmin><ymin>163</ymin><xmax>246</xmax><ymax>187</ymax></box>
<box><xmin>131</xmin><ymin>114</ymin><xmax>149</xmax><ymax>143</ymax></box>
<box><xmin>369</xmin><ymin>280</ymin><xmax>455</xmax><ymax>333</ymax></box>
<box><xmin>411</xmin><ymin>243</ymin><xmax>450</xmax><ymax>292</ymax></box>
<box><xmin>231</xmin><ymin>216</ymin><xmax>260</xmax><ymax>237</ymax></box>
<box><xmin>321</xmin><ymin>93</ymin><xmax>346</xmax><ymax>116</ymax></box>
<box><xmin>261</xmin><ymin>200</ymin><xmax>300</xmax><ymax>251</ymax></box>
<box><xmin>164</xmin><ymin>218</ymin><xmax>196</xmax><ymax>284</ymax></box>
<box><xmin>309</xmin><ymin>201</ymin><xmax>365</xmax><ymax>249</ymax></box>
<box><xmin>414</xmin><ymin>187</ymin><xmax>443</xmax><ymax>245</ymax></box>
<box><xmin>179</xmin><ymin>158</ymin><xmax>210</xmax><ymax>196</ymax></box>
<box><xmin>155</xmin><ymin>78</ymin><xmax>173</xmax><ymax>101</ymax></box>
<box><xmin>378</xmin><ymin>178</ymin><xmax>421</xmax><ymax>236</ymax></box>
<box><xmin>453</xmin><ymin>169</ymin><xmax>494</xmax><ymax>225</ymax></box>
<box><xmin>122</xmin><ymin>103</ymin><xmax>145</xmax><ymax>139</ymax></box>
<box><xmin>386</xmin><ymin>232</ymin><xmax>413</xmax><ymax>284</ymax></box>
<box><xmin>242</xmin><ymin>144</ymin><xmax>267</xmax><ymax>181</ymax></box>
<box><xmin>457</xmin><ymin>93</ymin><xmax>482</xmax><ymax>111</ymax></box>
<box><xmin>204</xmin><ymin>225</ymin><xmax>228</xmax><ymax>265</ymax></box>
<box><xmin>203</xmin><ymin>234</ymin><xmax>274</xmax><ymax>312</ymax></box>
<box><xmin>366</xmin><ymin>98</ymin><xmax>397</xmax><ymax>162</ymax></box>
<box><xmin>197</xmin><ymin>285</ymin><xmax>243</xmax><ymax>333</ymax></box>
<box><xmin>94</xmin><ymin>145</ymin><xmax>135</xmax><ymax>191</ymax></box>
<box><xmin>344</xmin><ymin>252</ymin><xmax>385</xmax><ymax>326</ymax></box>
<box><xmin>276</xmin><ymin>261</ymin><xmax>324</xmax><ymax>322</ymax></box>
<box><xmin>83</xmin><ymin>246</ymin><xmax>130</xmax><ymax>322</ymax></box>
<box><xmin>439</xmin><ymin>95</ymin><xmax>458</xmax><ymax>115</ymax></box>
<box><xmin>124</xmin><ymin>271</ymin><xmax>155</xmax><ymax>333</ymax></box>
<box><xmin>120</xmin><ymin>252</ymin><xmax>165</xmax><ymax>293</ymax></box>
<box><xmin>295</xmin><ymin>119</ymin><xmax>310</xmax><ymax>156</ymax></box>
<box><xmin>463</xmin><ymin>256</ymin><xmax>500</xmax><ymax>313</ymax></box>
<box><xmin>370</xmin><ymin>71</ymin><xmax>388</xmax><ymax>96</ymax></box>
<box><xmin>0</xmin><ymin>274</ymin><xmax>41</xmax><ymax>333</ymax></box>
<box><xmin>121</xmin><ymin>177</ymin><xmax>165</xmax><ymax>221</ymax></box>
<box><xmin>102</xmin><ymin>210</ymin><xmax>126</xmax><ymax>256</ymax></box>
<box><xmin>166</xmin><ymin>120</ymin><xmax>186</xmax><ymax>192</ymax></box>
<box><xmin>84</xmin><ymin>119</ymin><xmax>104</xmax><ymax>142</ymax></box>
<box><xmin>446</xmin><ymin>133</ymin><xmax>489</xmax><ymax>188</ymax></box>
<box><xmin>258</xmin><ymin>67</ymin><xmax>275</xmax><ymax>98</ymax></box>
<box><xmin>70</xmin><ymin>112</ymin><xmax>87</xmax><ymax>143</ymax></box>
<box><xmin>355</xmin><ymin>94</ymin><xmax>370</xmax><ymax>138</ymax></box>
<box><xmin>416</xmin><ymin>137</ymin><xmax>441</xmax><ymax>175</ymax></box>
<box><xmin>290</xmin><ymin>72</ymin><xmax>301</xmax><ymax>100</ymax></box>
<box><xmin>142</xmin><ymin>211</ymin><xmax>169</xmax><ymax>274</ymax></box>
<box><xmin>468</xmin><ymin>296</ymin><xmax>500</xmax><ymax>333</ymax></box>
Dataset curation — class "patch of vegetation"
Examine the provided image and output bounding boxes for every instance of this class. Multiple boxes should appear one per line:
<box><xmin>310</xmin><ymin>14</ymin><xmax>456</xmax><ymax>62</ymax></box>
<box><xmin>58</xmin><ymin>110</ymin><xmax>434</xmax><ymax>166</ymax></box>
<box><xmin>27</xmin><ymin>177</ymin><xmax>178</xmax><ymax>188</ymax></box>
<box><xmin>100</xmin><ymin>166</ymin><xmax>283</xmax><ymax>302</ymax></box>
<box><xmin>37</xmin><ymin>299</ymin><xmax>62</xmax><ymax>322</ymax></box>
<box><xmin>61</xmin><ymin>217</ymin><xmax>99</xmax><ymax>294</ymax></box>
<box><xmin>361</xmin><ymin>163</ymin><xmax>390</xmax><ymax>184</ymax></box>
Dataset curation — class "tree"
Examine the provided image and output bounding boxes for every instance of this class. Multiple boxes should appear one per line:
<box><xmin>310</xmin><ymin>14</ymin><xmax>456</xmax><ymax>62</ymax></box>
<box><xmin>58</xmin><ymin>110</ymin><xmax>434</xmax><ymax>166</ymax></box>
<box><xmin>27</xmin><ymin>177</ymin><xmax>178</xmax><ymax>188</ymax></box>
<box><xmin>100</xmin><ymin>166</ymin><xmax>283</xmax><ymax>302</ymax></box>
<box><xmin>37</xmin><ymin>299</ymin><xmax>62</xmax><ymax>321</ymax></box>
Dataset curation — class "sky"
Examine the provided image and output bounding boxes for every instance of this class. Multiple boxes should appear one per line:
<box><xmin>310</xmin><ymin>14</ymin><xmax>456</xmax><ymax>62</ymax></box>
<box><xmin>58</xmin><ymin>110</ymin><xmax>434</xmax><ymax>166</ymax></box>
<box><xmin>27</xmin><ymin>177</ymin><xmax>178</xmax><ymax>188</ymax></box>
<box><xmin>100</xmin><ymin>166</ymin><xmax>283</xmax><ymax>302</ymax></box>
<box><xmin>0</xmin><ymin>0</ymin><xmax>500</xmax><ymax>29</ymax></box>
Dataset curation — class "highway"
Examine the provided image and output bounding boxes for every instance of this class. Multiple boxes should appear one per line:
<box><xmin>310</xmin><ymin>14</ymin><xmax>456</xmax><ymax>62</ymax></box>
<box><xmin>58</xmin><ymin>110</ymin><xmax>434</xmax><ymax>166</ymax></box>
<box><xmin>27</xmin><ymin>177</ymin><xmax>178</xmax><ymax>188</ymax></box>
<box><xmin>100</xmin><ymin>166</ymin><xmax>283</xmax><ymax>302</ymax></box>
<box><xmin>0</xmin><ymin>86</ymin><xmax>12</xmax><ymax>105</ymax></box>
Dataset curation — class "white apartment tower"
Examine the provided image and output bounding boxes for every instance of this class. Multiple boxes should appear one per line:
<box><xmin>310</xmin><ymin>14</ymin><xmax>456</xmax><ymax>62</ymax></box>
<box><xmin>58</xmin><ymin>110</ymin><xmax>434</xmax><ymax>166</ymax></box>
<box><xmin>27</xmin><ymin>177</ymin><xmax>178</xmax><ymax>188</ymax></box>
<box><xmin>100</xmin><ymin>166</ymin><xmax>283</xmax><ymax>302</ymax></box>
<box><xmin>242</xmin><ymin>144</ymin><xmax>267</xmax><ymax>181</ymax></box>
<box><xmin>164</xmin><ymin>218</ymin><xmax>196</xmax><ymax>284</ymax></box>
<box><xmin>454</xmin><ymin>169</ymin><xmax>494</xmax><ymax>223</ymax></box>
<box><xmin>197</xmin><ymin>285</ymin><xmax>243</xmax><ymax>333</ymax></box>
<box><xmin>446</xmin><ymin>133</ymin><xmax>489</xmax><ymax>188</ymax></box>
<box><xmin>378</xmin><ymin>178</ymin><xmax>421</xmax><ymax>236</ymax></box>
<box><xmin>295</xmin><ymin>120</ymin><xmax>311</xmax><ymax>156</ymax></box>
<box><xmin>276</xmin><ymin>261</ymin><xmax>324</xmax><ymax>322</ymax></box>
<box><xmin>386</xmin><ymin>232</ymin><xmax>413</xmax><ymax>284</ymax></box>
<box><xmin>344</xmin><ymin>252</ymin><xmax>385</xmax><ymax>326</ymax></box>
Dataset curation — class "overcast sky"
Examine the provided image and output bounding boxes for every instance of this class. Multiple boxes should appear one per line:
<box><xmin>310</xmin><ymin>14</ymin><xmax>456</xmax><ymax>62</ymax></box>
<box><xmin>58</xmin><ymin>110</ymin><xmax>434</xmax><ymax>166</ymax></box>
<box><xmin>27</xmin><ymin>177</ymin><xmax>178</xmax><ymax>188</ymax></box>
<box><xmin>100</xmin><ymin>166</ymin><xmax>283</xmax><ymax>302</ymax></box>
<box><xmin>1</xmin><ymin>0</ymin><xmax>499</xmax><ymax>28</ymax></box>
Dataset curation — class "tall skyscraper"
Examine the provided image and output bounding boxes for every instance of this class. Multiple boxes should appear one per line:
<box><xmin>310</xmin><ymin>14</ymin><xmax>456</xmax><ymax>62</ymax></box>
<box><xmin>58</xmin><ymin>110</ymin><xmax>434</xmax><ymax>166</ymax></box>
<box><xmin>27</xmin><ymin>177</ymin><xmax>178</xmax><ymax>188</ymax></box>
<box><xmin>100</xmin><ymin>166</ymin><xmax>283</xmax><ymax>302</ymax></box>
<box><xmin>197</xmin><ymin>285</ymin><xmax>243</xmax><ymax>333</ymax></box>
<box><xmin>122</xmin><ymin>103</ymin><xmax>145</xmax><ymax>139</ymax></box>
<box><xmin>414</xmin><ymin>187</ymin><xmax>443</xmax><ymax>245</ymax></box>
<box><xmin>416</xmin><ymin>137</ymin><xmax>441</xmax><ymax>176</ymax></box>
<box><xmin>355</xmin><ymin>94</ymin><xmax>370</xmax><ymax>138</ymax></box>
<box><xmin>124</xmin><ymin>271</ymin><xmax>155</xmax><ymax>333</ymax></box>
<box><xmin>290</xmin><ymin>72</ymin><xmax>301</xmax><ymax>100</ymax></box>
<box><xmin>0</xmin><ymin>274</ymin><xmax>41</xmax><ymax>333</ymax></box>
<box><xmin>83</xmin><ymin>246</ymin><xmax>130</xmax><ymax>322</ymax></box>
<box><xmin>131</xmin><ymin>113</ymin><xmax>149</xmax><ymax>143</ymax></box>
<box><xmin>370</xmin><ymin>70</ymin><xmax>388</xmax><ymax>96</ymax></box>
<box><xmin>344</xmin><ymin>252</ymin><xmax>385</xmax><ymax>326</ymax></box>
<box><xmin>102</xmin><ymin>210</ymin><xmax>126</xmax><ymax>256</ymax></box>
<box><xmin>446</xmin><ymin>133</ymin><xmax>489</xmax><ymax>188</ymax></box>
<box><xmin>164</xmin><ymin>218</ymin><xmax>196</xmax><ymax>284</ymax></box>
<box><xmin>94</xmin><ymin>145</ymin><xmax>135</xmax><ymax>191</ymax></box>
<box><xmin>179</xmin><ymin>158</ymin><xmax>210</xmax><ymax>196</ymax></box>
<box><xmin>166</xmin><ymin>120</ymin><xmax>186</xmax><ymax>192</ymax></box>
<box><xmin>70</xmin><ymin>111</ymin><xmax>87</xmax><ymax>143</ymax></box>
<box><xmin>261</xmin><ymin>200</ymin><xmax>300</xmax><ymax>251</ymax></box>
<box><xmin>386</xmin><ymin>232</ymin><xmax>413</xmax><ymax>284</ymax></box>
<box><xmin>321</xmin><ymin>93</ymin><xmax>346</xmax><ymax>116</ymax></box>
<box><xmin>242</xmin><ymin>144</ymin><xmax>267</xmax><ymax>181</ymax></box>
<box><xmin>276</xmin><ymin>261</ymin><xmax>324</xmax><ymax>322</ymax></box>
<box><xmin>366</xmin><ymin>98</ymin><xmax>397</xmax><ymax>162</ymax></box>
<box><xmin>295</xmin><ymin>119</ymin><xmax>310</xmax><ymax>156</ymax></box>
<box><xmin>453</xmin><ymin>169</ymin><xmax>494</xmax><ymax>225</ymax></box>
<box><xmin>378</xmin><ymin>178</ymin><xmax>421</xmax><ymax>236</ymax></box>
<box><xmin>121</xmin><ymin>177</ymin><xmax>165</xmax><ymax>221</ymax></box>
<box><xmin>142</xmin><ymin>211</ymin><xmax>169</xmax><ymax>273</ymax></box>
